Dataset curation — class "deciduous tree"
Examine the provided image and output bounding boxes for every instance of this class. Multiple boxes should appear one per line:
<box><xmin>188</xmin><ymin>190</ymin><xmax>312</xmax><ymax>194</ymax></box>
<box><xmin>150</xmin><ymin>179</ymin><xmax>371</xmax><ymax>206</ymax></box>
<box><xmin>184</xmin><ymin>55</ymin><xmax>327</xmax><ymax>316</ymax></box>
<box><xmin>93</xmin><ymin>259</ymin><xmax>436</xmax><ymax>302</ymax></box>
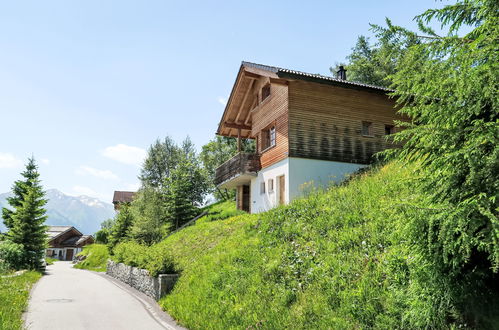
<box><xmin>200</xmin><ymin>136</ymin><xmax>255</xmax><ymax>200</ymax></box>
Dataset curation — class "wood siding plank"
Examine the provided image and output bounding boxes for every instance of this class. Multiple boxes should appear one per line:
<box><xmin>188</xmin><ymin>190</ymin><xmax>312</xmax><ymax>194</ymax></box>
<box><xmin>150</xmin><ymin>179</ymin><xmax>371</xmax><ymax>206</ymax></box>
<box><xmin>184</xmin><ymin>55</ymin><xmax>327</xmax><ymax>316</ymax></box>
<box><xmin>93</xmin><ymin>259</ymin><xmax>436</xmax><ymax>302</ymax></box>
<box><xmin>288</xmin><ymin>81</ymin><xmax>405</xmax><ymax>164</ymax></box>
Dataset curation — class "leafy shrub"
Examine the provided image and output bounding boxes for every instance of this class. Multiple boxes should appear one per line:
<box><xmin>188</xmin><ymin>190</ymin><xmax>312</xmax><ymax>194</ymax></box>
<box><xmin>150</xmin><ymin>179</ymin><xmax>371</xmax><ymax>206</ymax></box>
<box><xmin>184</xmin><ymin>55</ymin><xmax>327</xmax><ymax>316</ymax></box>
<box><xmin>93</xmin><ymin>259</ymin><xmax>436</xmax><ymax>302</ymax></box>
<box><xmin>94</xmin><ymin>229</ymin><xmax>110</xmax><ymax>244</ymax></box>
<box><xmin>0</xmin><ymin>241</ymin><xmax>24</xmax><ymax>271</ymax></box>
<box><xmin>113</xmin><ymin>241</ymin><xmax>175</xmax><ymax>276</ymax></box>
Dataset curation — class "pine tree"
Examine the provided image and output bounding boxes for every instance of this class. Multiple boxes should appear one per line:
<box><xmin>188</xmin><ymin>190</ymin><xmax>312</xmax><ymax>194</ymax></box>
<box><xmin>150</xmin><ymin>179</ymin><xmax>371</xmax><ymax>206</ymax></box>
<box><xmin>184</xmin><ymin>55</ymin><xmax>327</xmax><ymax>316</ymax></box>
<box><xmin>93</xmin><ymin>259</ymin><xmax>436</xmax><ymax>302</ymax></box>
<box><xmin>386</xmin><ymin>0</ymin><xmax>499</xmax><ymax>271</ymax></box>
<box><xmin>108</xmin><ymin>204</ymin><xmax>134</xmax><ymax>250</ymax></box>
<box><xmin>8</xmin><ymin>163</ymin><xmax>48</xmax><ymax>269</ymax></box>
<box><xmin>2</xmin><ymin>157</ymin><xmax>40</xmax><ymax>230</ymax></box>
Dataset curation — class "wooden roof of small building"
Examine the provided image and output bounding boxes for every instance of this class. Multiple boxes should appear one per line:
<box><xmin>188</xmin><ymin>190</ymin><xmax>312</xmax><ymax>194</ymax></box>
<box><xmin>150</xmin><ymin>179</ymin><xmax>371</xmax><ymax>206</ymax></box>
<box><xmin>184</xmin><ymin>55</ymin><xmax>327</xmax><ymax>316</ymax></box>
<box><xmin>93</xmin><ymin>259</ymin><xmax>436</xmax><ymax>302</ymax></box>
<box><xmin>46</xmin><ymin>226</ymin><xmax>82</xmax><ymax>241</ymax></box>
<box><xmin>112</xmin><ymin>191</ymin><xmax>136</xmax><ymax>204</ymax></box>
<box><xmin>46</xmin><ymin>226</ymin><xmax>93</xmax><ymax>248</ymax></box>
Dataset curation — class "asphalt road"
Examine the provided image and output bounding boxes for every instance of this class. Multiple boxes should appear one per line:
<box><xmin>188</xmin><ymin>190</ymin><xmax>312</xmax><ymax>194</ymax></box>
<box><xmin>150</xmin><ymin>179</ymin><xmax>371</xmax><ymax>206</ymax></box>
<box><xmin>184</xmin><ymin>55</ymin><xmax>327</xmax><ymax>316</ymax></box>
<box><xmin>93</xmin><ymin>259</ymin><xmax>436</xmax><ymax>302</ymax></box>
<box><xmin>24</xmin><ymin>262</ymin><xmax>184</xmax><ymax>330</ymax></box>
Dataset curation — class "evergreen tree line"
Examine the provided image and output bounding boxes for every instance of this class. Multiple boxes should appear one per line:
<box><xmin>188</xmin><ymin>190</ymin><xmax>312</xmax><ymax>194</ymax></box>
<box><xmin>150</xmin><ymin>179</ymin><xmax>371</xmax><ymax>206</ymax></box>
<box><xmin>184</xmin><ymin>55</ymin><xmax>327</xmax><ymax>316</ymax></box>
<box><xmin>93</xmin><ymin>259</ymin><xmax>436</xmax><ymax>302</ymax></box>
<box><xmin>1</xmin><ymin>158</ymin><xmax>48</xmax><ymax>271</ymax></box>
<box><xmin>336</xmin><ymin>0</ymin><xmax>498</xmax><ymax>325</ymax></box>
<box><xmin>99</xmin><ymin>136</ymin><xmax>254</xmax><ymax>249</ymax></box>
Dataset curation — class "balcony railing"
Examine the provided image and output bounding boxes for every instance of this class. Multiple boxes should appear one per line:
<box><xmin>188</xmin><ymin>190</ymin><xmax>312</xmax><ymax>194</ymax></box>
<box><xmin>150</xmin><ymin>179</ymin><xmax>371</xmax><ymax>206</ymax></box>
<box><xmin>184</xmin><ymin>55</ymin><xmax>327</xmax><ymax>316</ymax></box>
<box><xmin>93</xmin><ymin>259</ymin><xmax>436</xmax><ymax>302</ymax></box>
<box><xmin>214</xmin><ymin>153</ymin><xmax>261</xmax><ymax>186</ymax></box>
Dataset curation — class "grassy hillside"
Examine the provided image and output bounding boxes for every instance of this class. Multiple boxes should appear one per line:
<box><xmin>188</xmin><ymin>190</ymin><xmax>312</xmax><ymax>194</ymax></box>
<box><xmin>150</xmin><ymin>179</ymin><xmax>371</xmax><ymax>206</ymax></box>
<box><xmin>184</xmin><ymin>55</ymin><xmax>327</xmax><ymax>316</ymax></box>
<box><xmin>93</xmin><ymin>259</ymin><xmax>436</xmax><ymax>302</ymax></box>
<box><xmin>113</xmin><ymin>163</ymin><xmax>415</xmax><ymax>328</ymax></box>
<box><xmin>74</xmin><ymin>244</ymin><xmax>109</xmax><ymax>272</ymax></box>
<box><xmin>111</xmin><ymin>162</ymin><xmax>498</xmax><ymax>329</ymax></box>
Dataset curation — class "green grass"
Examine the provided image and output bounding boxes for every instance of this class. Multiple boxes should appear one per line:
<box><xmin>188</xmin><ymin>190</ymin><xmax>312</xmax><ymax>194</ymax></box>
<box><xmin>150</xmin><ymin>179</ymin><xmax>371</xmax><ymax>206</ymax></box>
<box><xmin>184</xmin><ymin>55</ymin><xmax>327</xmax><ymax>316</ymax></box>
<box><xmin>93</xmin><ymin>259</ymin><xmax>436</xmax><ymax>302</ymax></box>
<box><xmin>114</xmin><ymin>162</ymin><xmax>418</xmax><ymax>328</ymax></box>
<box><xmin>0</xmin><ymin>271</ymin><xmax>41</xmax><ymax>329</ymax></box>
<box><xmin>45</xmin><ymin>257</ymin><xmax>58</xmax><ymax>265</ymax></box>
<box><xmin>197</xmin><ymin>200</ymin><xmax>245</xmax><ymax>223</ymax></box>
<box><xmin>73</xmin><ymin>244</ymin><xmax>109</xmax><ymax>272</ymax></box>
<box><xmin>112</xmin><ymin>162</ymin><xmax>498</xmax><ymax>329</ymax></box>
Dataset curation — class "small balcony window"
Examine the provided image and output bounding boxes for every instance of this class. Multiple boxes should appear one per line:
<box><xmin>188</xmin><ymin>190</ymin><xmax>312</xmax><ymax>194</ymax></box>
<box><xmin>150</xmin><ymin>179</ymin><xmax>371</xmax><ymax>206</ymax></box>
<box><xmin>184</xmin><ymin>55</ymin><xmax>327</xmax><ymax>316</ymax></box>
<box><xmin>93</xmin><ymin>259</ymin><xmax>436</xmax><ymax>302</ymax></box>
<box><xmin>384</xmin><ymin>124</ymin><xmax>395</xmax><ymax>136</ymax></box>
<box><xmin>361</xmin><ymin>121</ymin><xmax>373</xmax><ymax>137</ymax></box>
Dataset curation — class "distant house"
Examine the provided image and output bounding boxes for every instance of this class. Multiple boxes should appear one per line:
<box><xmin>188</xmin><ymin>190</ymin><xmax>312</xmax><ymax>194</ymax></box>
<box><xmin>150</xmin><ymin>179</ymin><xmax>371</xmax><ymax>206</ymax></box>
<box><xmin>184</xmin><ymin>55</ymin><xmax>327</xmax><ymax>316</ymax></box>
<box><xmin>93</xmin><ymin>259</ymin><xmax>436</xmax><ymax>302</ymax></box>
<box><xmin>46</xmin><ymin>226</ymin><xmax>94</xmax><ymax>261</ymax></box>
<box><xmin>112</xmin><ymin>191</ymin><xmax>136</xmax><ymax>211</ymax></box>
<box><xmin>215</xmin><ymin>61</ymin><xmax>407</xmax><ymax>213</ymax></box>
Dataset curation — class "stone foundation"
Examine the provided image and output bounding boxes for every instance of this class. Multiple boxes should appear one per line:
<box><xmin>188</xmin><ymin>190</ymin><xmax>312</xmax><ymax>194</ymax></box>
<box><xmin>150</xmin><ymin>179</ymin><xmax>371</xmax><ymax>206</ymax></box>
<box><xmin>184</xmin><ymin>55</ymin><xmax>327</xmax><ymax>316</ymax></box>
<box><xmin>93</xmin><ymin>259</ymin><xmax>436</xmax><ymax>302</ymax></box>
<box><xmin>106</xmin><ymin>260</ymin><xmax>178</xmax><ymax>300</ymax></box>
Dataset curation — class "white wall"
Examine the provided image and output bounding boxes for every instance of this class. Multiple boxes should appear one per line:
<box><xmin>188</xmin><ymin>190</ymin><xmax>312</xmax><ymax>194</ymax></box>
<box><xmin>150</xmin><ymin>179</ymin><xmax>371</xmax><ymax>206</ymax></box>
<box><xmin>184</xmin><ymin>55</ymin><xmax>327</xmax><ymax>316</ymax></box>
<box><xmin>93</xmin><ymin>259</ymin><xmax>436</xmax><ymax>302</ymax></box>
<box><xmin>46</xmin><ymin>247</ymin><xmax>82</xmax><ymax>260</ymax></box>
<box><xmin>250</xmin><ymin>158</ymin><xmax>289</xmax><ymax>213</ymax></box>
<box><xmin>249</xmin><ymin>157</ymin><xmax>365</xmax><ymax>213</ymax></box>
<box><xmin>288</xmin><ymin>157</ymin><xmax>365</xmax><ymax>200</ymax></box>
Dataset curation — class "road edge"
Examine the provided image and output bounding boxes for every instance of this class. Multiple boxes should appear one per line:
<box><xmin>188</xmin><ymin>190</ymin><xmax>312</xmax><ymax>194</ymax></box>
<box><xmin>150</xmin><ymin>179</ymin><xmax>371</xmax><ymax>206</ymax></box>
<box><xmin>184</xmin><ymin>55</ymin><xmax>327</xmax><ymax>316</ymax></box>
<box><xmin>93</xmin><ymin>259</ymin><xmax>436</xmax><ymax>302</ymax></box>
<box><xmin>93</xmin><ymin>271</ymin><xmax>186</xmax><ymax>330</ymax></box>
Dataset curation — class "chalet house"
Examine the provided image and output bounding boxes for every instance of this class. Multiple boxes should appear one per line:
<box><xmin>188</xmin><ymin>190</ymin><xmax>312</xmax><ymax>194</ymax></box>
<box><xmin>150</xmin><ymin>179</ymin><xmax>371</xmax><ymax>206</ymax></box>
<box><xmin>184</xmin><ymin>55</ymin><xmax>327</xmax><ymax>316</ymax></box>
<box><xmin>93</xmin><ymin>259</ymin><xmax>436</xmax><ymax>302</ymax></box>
<box><xmin>215</xmin><ymin>62</ymin><xmax>405</xmax><ymax>213</ymax></box>
<box><xmin>112</xmin><ymin>191</ymin><xmax>136</xmax><ymax>211</ymax></box>
<box><xmin>46</xmin><ymin>226</ymin><xmax>94</xmax><ymax>261</ymax></box>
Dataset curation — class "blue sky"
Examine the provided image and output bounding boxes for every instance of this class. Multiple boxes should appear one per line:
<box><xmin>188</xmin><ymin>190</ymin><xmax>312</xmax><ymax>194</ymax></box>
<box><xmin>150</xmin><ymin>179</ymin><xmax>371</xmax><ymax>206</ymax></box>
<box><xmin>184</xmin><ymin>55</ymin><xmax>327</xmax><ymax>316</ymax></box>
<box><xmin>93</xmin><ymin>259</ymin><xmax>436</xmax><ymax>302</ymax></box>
<box><xmin>0</xmin><ymin>0</ymin><xmax>447</xmax><ymax>202</ymax></box>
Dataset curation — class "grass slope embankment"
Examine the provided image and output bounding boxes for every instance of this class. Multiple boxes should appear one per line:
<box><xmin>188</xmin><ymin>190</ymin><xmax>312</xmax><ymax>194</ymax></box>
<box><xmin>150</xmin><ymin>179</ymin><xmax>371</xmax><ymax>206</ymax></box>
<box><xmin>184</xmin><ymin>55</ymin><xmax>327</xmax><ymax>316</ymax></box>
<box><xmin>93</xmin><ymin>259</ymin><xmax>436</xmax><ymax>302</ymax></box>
<box><xmin>74</xmin><ymin>244</ymin><xmax>109</xmax><ymax>272</ymax></box>
<box><xmin>0</xmin><ymin>271</ymin><xmax>41</xmax><ymax>329</ymax></box>
<box><xmin>113</xmin><ymin>162</ymin><xmax>434</xmax><ymax>329</ymax></box>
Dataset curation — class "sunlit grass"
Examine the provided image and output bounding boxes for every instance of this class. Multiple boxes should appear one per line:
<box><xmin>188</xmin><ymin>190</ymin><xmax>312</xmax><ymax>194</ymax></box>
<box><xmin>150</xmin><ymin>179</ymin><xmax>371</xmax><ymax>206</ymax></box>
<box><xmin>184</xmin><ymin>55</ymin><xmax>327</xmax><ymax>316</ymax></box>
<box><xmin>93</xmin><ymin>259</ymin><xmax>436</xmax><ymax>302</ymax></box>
<box><xmin>73</xmin><ymin>244</ymin><xmax>109</xmax><ymax>272</ymax></box>
<box><xmin>0</xmin><ymin>271</ymin><xmax>41</xmax><ymax>329</ymax></box>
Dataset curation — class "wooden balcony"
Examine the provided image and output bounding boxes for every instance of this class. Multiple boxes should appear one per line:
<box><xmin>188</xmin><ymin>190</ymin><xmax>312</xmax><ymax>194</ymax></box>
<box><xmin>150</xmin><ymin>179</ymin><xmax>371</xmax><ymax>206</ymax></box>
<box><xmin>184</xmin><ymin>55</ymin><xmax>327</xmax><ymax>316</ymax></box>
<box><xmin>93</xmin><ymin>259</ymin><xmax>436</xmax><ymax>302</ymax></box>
<box><xmin>214</xmin><ymin>153</ymin><xmax>261</xmax><ymax>188</ymax></box>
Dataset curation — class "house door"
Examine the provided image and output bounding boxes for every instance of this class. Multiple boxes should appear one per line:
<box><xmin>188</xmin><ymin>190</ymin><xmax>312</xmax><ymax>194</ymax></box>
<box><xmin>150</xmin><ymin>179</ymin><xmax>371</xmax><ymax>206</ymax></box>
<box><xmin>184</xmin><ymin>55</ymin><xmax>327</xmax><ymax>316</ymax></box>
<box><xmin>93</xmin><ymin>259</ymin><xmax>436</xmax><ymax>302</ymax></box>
<box><xmin>66</xmin><ymin>249</ymin><xmax>74</xmax><ymax>261</ymax></box>
<box><xmin>278</xmin><ymin>175</ymin><xmax>285</xmax><ymax>205</ymax></box>
<box><xmin>242</xmin><ymin>185</ymin><xmax>250</xmax><ymax>212</ymax></box>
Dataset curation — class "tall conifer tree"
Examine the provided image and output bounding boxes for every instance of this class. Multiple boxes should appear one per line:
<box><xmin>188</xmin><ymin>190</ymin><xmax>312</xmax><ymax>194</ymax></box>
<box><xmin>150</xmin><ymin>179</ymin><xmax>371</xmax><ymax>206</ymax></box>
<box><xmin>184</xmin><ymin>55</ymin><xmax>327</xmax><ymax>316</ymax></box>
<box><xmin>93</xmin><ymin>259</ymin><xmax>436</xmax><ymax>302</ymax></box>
<box><xmin>6</xmin><ymin>158</ymin><xmax>48</xmax><ymax>269</ymax></box>
<box><xmin>2</xmin><ymin>157</ymin><xmax>39</xmax><ymax>230</ymax></box>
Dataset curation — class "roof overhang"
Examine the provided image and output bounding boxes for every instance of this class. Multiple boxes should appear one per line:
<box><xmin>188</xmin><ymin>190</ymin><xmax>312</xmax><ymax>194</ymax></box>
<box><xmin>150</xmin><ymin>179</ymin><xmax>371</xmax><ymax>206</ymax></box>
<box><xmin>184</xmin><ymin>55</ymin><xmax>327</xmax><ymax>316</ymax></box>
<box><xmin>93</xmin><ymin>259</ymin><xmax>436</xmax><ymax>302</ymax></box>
<box><xmin>218</xmin><ymin>173</ymin><xmax>257</xmax><ymax>190</ymax></box>
<box><xmin>47</xmin><ymin>226</ymin><xmax>82</xmax><ymax>243</ymax></box>
<box><xmin>216</xmin><ymin>63</ymin><xmax>284</xmax><ymax>138</ymax></box>
<box><xmin>216</xmin><ymin>62</ymin><xmax>392</xmax><ymax>139</ymax></box>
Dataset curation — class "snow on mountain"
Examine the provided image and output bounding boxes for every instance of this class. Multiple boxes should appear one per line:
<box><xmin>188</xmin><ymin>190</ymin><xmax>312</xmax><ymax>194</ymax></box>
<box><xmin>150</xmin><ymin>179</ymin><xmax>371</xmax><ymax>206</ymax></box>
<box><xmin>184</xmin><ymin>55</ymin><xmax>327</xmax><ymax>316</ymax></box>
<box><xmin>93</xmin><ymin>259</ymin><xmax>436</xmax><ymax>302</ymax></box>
<box><xmin>0</xmin><ymin>189</ymin><xmax>115</xmax><ymax>234</ymax></box>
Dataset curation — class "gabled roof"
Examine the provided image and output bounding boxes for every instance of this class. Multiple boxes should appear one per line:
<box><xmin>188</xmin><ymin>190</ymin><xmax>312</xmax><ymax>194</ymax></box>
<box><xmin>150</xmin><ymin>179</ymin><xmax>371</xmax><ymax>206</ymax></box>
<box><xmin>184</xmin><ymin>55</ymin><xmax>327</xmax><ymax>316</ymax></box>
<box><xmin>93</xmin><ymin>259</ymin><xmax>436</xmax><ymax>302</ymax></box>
<box><xmin>241</xmin><ymin>61</ymin><xmax>392</xmax><ymax>93</ymax></box>
<box><xmin>61</xmin><ymin>235</ymin><xmax>93</xmax><ymax>247</ymax></box>
<box><xmin>46</xmin><ymin>226</ymin><xmax>82</xmax><ymax>240</ymax></box>
<box><xmin>217</xmin><ymin>61</ymin><xmax>392</xmax><ymax>137</ymax></box>
<box><xmin>112</xmin><ymin>191</ymin><xmax>136</xmax><ymax>204</ymax></box>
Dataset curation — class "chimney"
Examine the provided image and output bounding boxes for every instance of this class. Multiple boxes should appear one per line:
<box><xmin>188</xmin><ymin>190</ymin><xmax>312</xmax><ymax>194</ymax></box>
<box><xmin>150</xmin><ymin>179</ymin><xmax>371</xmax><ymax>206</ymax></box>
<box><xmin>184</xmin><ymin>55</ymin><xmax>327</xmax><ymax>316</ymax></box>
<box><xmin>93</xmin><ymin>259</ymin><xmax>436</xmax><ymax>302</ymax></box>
<box><xmin>336</xmin><ymin>66</ymin><xmax>347</xmax><ymax>80</ymax></box>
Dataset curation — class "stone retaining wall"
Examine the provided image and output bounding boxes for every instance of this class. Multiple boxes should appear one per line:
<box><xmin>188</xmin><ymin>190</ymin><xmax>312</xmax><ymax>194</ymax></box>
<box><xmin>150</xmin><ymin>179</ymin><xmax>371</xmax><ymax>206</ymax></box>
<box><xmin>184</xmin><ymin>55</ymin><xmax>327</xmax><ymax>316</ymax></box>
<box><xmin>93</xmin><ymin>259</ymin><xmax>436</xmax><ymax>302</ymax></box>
<box><xmin>106</xmin><ymin>260</ymin><xmax>178</xmax><ymax>300</ymax></box>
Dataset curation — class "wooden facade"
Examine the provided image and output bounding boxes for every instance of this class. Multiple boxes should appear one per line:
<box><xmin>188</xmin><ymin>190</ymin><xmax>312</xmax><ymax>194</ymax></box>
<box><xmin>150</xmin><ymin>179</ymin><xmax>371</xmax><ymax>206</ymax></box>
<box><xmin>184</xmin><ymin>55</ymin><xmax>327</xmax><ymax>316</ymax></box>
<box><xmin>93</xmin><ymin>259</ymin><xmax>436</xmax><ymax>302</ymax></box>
<box><xmin>215</xmin><ymin>61</ymin><xmax>407</xmax><ymax>211</ymax></box>
<box><xmin>288</xmin><ymin>81</ymin><xmax>403</xmax><ymax>164</ymax></box>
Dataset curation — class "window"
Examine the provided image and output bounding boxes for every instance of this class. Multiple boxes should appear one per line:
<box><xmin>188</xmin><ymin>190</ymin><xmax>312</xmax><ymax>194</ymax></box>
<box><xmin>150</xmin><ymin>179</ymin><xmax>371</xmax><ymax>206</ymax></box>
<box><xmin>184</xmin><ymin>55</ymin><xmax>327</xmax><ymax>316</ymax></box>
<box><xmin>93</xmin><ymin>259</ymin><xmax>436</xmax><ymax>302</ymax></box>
<box><xmin>268</xmin><ymin>179</ymin><xmax>274</xmax><ymax>193</ymax></box>
<box><xmin>261</xmin><ymin>84</ymin><xmax>271</xmax><ymax>102</ymax></box>
<box><xmin>384</xmin><ymin>124</ymin><xmax>395</xmax><ymax>136</ymax></box>
<box><xmin>361</xmin><ymin>121</ymin><xmax>373</xmax><ymax>136</ymax></box>
<box><xmin>261</xmin><ymin>126</ymin><xmax>276</xmax><ymax>151</ymax></box>
<box><xmin>260</xmin><ymin>182</ymin><xmax>266</xmax><ymax>194</ymax></box>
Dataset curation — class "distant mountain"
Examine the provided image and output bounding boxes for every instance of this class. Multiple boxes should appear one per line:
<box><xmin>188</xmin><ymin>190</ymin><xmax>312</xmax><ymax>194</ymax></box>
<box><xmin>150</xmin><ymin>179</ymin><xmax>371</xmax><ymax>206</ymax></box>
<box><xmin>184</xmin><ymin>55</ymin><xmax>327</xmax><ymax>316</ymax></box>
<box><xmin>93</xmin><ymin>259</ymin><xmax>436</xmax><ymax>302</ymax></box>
<box><xmin>0</xmin><ymin>189</ymin><xmax>115</xmax><ymax>235</ymax></box>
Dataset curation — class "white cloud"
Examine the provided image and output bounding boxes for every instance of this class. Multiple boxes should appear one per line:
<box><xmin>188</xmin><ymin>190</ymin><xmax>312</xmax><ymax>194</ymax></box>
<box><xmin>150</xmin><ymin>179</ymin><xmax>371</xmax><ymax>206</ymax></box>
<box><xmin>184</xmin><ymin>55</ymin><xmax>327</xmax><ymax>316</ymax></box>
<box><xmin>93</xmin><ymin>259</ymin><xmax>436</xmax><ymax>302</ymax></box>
<box><xmin>101</xmin><ymin>144</ymin><xmax>146</xmax><ymax>166</ymax></box>
<box><xmin>76</xmin><ymin>165</ymin><xmax>119</xmax><ymax>180</ymax></box>
<box><xmin>40</xmin><ymin>158</ymin><xmax>50</xmax><ymax>165</ymax></box>
<box><xmin>71</xmin><ymin>185</ymin><xmax>109</xmax><ymax>201</ymax></box>
<box><xmin>217</xmin><ymin>97</ymin><xmax>227</xmax><ymax>106</ymax></box>
<box><xmin>0</xmin><ymin>152</ymin><xmax>22</xmax><ymax>169</ymax></box>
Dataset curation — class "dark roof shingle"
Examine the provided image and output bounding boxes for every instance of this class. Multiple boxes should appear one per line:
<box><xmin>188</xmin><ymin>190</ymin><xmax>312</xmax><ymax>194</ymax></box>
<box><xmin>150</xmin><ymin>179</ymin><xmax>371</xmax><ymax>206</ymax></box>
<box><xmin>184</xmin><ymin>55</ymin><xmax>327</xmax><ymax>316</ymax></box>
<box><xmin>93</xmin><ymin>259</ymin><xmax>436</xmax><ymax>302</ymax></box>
<box><xmin>241</xmin><ymin>61</ymin><xmax>392</xmax><ymax>93</ymax></box>
<box><xmin>112</xmin><ymin>191</ymin><xmax>136</xmax><ymax>204</ymax></box>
